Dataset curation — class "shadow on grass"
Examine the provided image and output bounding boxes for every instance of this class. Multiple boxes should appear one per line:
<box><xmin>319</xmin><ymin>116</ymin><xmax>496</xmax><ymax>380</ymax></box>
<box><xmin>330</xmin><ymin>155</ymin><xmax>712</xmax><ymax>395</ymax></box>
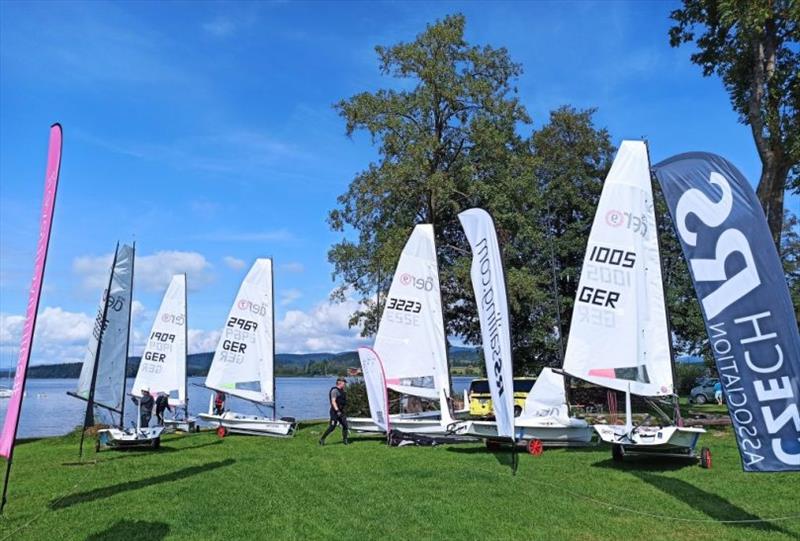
<box><xmin>86</xmin><ymin>520</ymin><xmax>170</xmax><ymax>540</ymax></box>
<box><xmin>592</xmin><ymin>457</ymin><xmax>695</xmax><ymax>472</ymax></box>
<box><xmin>445</xmin><ymin>443</ymin><xmax>519</xmax><ymax>469</ymax></box>
<box><xmin>633</xmin><ymin>471</ymin><xmax>790</xmax><ymax>535</ymax></box>
<box><xmin>50</xmin><ymin>458</ymin><xmax>235</xmax><ymax>510</ymax></box>
<box><xmin>93</xmin><ymin>439</ymin><xmax>224</xmax><ymax>462</ymax></box>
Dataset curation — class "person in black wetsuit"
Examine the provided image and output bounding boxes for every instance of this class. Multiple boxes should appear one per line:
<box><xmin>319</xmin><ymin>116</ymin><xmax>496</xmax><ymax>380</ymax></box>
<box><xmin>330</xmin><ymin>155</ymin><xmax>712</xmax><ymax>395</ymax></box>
<box><xmin>319</xmin><ymin>378</ymin><xmax>348</xmax><ymax>445</ymax></box>
<box><xmin>131</xmin><ymin>389</ymin><xmax>154</xmax><ymax>429</ymax></box>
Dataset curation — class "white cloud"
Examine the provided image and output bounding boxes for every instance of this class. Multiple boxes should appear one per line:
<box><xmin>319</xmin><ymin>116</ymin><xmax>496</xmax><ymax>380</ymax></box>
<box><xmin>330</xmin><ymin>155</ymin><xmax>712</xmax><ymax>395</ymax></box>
<box><xmin>1</xmin><ymin>307</ymin><xmax>93</xmax><ymax>365</ymax></box>
<box><xmin>279</xmin><ymin>262</ymin><xmax>304</xmax><ymax>273</ymax></box>
<box><xmin>275</xmin><ymin>292</ymin><xmax>367</xmax><ymax>353</ymax></box>
<box><xmin>223</xmin><ymin>256</ymin><xmax>246</xmax><ymax>270</ymax></box>
<box><xmin>280</xmin><ymin>288</ymin><xmax>302</xmax><ymax>306</ymax></box>
<box><xmin>188</xmin><ymin>328</ymin><xmax>221</xmax><ymax>354</ymax></box>
<box><xmin>73</xmin><ymin>250</ymin><xmax>213</xmax><ymax>293</ymax></box>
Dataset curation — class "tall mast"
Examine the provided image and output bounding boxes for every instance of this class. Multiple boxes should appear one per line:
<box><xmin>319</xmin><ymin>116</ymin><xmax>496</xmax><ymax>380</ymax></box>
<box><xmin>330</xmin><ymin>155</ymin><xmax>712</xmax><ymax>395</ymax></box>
<box><xmin>432</xmin><ymin>226</ymin><xmax>453</xmax><ymax>403</ymax></box>
<box><xmin>646</xmin><ymin>142</ymin><xmax>682</xmax><ymax>425</ymax></box>
<box><xmin>183</xmin><ymin>272</ymin><xmax>189</xmax><ymax>420</ymax></box>
<box><xmin>270</xmin><ymin>258</ymin><xmax>276</xmax><ymax>421</ymax></box>
<box><xmin>119</xmin><ymin>242</ymin><xmax>135</xmax><ymax>429</ymax></box>
<box><xmin>79</xmin><ymin>243</ymin><xmax>119</xmax><ymax>458</ymax></box>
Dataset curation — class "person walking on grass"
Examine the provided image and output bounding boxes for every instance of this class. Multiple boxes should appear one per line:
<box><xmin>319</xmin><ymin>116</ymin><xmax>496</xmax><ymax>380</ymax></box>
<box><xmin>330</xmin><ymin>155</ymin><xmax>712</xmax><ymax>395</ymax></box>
<box><xmin>714</xmin><ymin>381</ymin><xmax>723</xmax><ymax>405</ymax></box>
<box><xmin>319</xmin><ymin>378</ymin><xmax>349</xmax><ymax>446</ymax></box>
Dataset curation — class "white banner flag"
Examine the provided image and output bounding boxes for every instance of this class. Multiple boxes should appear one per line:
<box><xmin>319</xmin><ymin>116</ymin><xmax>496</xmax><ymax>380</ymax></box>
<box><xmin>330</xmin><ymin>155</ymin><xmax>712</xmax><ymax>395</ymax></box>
<box><xmin>358</xmin><ymin>347</ymin><xmax>390</xmax><ymax>432</ymax></box>
<box><xmin>458</xmin><ymin>208</ymin><xmax>515</xmax><ymax>441</ymax></box>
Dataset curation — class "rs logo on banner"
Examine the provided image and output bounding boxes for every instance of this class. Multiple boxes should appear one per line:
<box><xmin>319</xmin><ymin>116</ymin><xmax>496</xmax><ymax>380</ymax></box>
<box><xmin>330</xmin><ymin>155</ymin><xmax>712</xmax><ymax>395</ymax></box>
<box><xmin>654</xmin><ymin>152</ymin><xmax>800</xmax><ymax>472</ymax></box>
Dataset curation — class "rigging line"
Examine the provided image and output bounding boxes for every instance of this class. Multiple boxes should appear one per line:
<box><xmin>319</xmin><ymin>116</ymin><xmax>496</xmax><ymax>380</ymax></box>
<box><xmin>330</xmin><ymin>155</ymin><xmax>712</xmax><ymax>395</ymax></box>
<box><xmin>524</xmin><ymin>477</ymin><xmax>800</xmax><ymax>525</ymax></box>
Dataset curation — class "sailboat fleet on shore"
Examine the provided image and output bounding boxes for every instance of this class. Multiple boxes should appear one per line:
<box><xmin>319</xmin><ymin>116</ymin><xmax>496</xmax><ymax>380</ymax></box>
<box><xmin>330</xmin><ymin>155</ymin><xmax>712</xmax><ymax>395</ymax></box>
<box><xmin>57</xmin><ymin>140</ymin><xmax>711</xmax><ymax>463</ymax></box>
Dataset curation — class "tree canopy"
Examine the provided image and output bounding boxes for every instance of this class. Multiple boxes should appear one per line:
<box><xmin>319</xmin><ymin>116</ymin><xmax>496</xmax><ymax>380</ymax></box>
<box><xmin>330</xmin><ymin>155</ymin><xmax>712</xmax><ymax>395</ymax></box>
<box><xmin>669</xmin><ymin>0</ymin><xmax>800</xmax><ymax>247</ymax></box>
<box><xmin>329</xmin><ymin>14</ymin><xmax>708</xmax><ymax>374</ymax></box>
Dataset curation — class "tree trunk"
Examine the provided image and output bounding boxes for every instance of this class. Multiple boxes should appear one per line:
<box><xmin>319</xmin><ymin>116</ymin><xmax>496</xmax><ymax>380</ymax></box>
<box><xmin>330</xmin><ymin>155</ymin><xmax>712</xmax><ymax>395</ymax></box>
<box><xmin>755</xmin><ymin>160</ymin><xmax>788</xmax><ymax>250</ymax></box>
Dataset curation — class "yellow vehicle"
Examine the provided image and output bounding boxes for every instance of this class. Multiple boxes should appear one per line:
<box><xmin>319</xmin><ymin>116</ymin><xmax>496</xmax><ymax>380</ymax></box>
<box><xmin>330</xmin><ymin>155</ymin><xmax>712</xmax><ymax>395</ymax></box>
<box><xmin>468</xmin><ymin>377</ymin><xmax>536</xmax><ymax>417</ymax></box>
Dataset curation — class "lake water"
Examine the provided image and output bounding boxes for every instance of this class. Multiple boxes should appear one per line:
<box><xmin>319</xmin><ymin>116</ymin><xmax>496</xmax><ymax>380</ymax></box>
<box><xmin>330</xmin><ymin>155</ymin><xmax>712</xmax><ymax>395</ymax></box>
<box><xmin>0</xmin><ymin>376</ymin><xmax>473</xmax><ymax>438</ymax></box>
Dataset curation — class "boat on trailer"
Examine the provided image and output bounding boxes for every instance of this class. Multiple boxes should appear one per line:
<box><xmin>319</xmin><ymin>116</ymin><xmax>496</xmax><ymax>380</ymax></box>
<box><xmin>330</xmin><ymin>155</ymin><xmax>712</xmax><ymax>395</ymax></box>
<box><xmin>68</xmin><ymin>243</ymin><xmax>163</xmax><ymax>452</ymax></box>
<box><xmin>449</xmin><ymin>368</ymin><xmax>593</xmax><ymax>449</ymax></box>
<box><xmin>132</xmin><ymin>274</ymin><xmax>198</xmax><ymax>434</ymax></box>
<box><xmin>347</xmin><ymin>225</ymin><xmax>462</xmax><ymax>437</ymax></box>
<box><xmin>562</xmin><ymin>140</ymin><xmax>709</xmax><ymax>467</ymax></box>
<box><xmin>198</xmin><ymin>258</ymin><xmax>296</xmax><ymax>438</ymax></box>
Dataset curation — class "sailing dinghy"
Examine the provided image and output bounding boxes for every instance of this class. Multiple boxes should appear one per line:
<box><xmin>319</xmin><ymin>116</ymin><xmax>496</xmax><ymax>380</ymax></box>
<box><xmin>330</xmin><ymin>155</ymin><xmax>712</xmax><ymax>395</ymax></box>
<box><xmin>562</xmin><ymin>140</ymin><xmax>707</xmax><ymax>465</ymax></box>
<box><xmin>198</xmin><ymin>259</ymin><xmax>296</xmax><ymax>437</ymax></box>
<box><xmin>69</xmin><ymin>243</ymin><xmax>163</xmax><ymax>451</ymax></box>
<box><xmin>132</xmin><ymin>274</ymin><xmax>197</xmax><ymax>433</ymax></box>
<box><xmin>451</xmin><ymin>368</ymin><xmax>593</xmax><ymax>449</ymax></box>
<box><xmin>348</xmin><ymin>224</ymin><xmax>461</xmax><ymax>436</ymax></box>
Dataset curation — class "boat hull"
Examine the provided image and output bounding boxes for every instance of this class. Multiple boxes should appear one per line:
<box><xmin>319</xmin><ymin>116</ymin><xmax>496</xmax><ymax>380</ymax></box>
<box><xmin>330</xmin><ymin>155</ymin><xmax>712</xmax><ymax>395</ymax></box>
<box><xmin>97</xmin><ymin>426</ymin><xmax>164</xmax><ymax>450</ymax></box>
<box><xmin>453</xmin><ymin>419</ymin><xmax>594</xmax><ymax>446</ymax></box>
<box><xmin>348</xmin><ymin>415</ymin><xmax>450</xmax><ymax>435</ymax></box>
<box><xmin>164</xmin><ymin>417</ymin><xmax>199</xmax><ymax>433</ymax></box>
<box><xmin>594</xmin><ymin>424</ymin><xmax>705</xmax><ymax>457</ymax></box>
<box><xmin>199</xmin><ymin>411</ymin><xmax>296</xmax><ymax>437</ymax></box>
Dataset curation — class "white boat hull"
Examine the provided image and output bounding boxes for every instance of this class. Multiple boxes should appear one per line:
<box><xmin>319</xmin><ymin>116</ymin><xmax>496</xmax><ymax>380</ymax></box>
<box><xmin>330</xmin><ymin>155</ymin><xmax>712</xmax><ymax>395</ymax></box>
<box><xmin>452</xmin><ymin>418</ymin><xmax>594</xmax><ymax>446</ymax></box>
<box><xmin>164</xmin><ymin>417</ymin><xmax>199</xmax><ymax>433</ymax></box>
<box><xmin>199</xmin><ymin>411</ymin><xmax>296</xmax><ymax>437</ymax></box>
<box><xmin>349</xmin><ymin>414</ymin><xmax>451</xmax><ymax>435</ymax></box>
<box><xmin>97</xmin><ymin>426</ymin><xmax>164</xmax><ymax>450</ymax></box>
<box><xmin>594</xmin><ymin>424</ymin><xmax>705</xmax><ymax>457</ymax></box>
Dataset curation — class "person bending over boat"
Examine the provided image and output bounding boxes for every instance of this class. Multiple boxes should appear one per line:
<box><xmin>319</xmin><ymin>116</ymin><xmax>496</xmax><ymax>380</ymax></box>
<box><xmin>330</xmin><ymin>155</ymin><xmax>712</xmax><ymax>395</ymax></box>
<box><xmin>131</xmin><ymin>388</ymin><xmax>154</xmax><ymax>429</ymax></box>
<box><xmin>155</xmin><ymin>393</ymin><xmax>172</xmax><ymax>425</ymax></box>
<box><xmin>319</xmin><ymin>378</ymin><xmax>349</xmax><ymax>445</ymax></box>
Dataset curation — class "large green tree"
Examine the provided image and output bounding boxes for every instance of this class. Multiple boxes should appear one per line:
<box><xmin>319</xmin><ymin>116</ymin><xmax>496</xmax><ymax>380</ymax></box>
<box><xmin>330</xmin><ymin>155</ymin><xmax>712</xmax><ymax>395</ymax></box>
<box><xmin>669</xmin><ymin>0</ymin><xmax>800</xmax><ymax>248</ymax></box>
<box><xmin>329</xmin><ymin>15</ymin><xmax>621</xmax><ymax>373</ymax></box>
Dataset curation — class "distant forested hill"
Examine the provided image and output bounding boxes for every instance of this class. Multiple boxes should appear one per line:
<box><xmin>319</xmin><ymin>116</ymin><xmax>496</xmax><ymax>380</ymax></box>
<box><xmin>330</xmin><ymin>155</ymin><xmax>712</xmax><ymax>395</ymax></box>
<box><xmin>1</xmin><ymin>347</ymin><xmax>482</xmax><ymax>379</ymax></box>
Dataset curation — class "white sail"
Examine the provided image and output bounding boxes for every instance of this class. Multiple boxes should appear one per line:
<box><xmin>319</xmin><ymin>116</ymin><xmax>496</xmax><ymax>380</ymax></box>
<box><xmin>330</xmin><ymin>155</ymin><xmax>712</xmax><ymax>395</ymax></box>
<box><xmin>75</xmin><ymin>243</ymin><xmax>134</xmax><ymax>412</ymax></box>
<box><xmin>132</xmin><ymin>274</ymin><xmax>186</xmax><ymax>407</ymax></box>
<box><xmin>563</xmin><ymin>140</ymin><xmax>673</xmax><ymax>396</ymax></box>
<box><xmin>459</xmin><ymin>209</ymin><xmax>515</xmax><ymax>441</ymax></box>
<box><xmin>358</xmin><ymin>347</ymin><xmax>390</xmax><ymax>432</ymax></box>
<box><xmin>375</xmin><ymin>224</ymin><xmax>449</xmax><ymax>401</ymax></box>
<box><xmin>519</xmin><ymin>368</ymin><xmax>570</xmax><ymax>424</ymax></box>
<box><xmin>205</xmin><ymin>259</ymin><xmax>274</xmax><ymax>404</ymax></box>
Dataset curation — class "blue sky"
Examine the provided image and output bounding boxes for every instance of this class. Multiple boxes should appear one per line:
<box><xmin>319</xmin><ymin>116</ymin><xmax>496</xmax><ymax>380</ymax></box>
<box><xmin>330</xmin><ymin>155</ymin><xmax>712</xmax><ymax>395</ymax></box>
<box><xmin>1</xmin><ymin>1</ymin><xmax>796</xmax><ymax>366</ymax></box>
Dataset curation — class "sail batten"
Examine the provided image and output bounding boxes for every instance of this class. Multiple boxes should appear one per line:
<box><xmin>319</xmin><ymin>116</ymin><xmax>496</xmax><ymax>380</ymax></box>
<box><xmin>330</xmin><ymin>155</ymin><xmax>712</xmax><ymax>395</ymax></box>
<box><xmin>374</xmin><ymin>225</ymin><xmax>449</xmax><ymax>401</ymax></box>
<box><xmin>205</xmin><ymin>259</ymin><xmax>274</xmax><ymax>405</ymax></box>
<box><xmin>563</xmin><ymin>141</ymin><xmax>673</xmax><ymax>397</ymax></box>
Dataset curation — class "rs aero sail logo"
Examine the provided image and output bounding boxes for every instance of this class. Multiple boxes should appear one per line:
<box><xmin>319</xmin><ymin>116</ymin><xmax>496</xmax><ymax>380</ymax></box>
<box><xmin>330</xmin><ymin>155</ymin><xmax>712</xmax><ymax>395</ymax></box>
<box><xmin>399</xmin><ymin>273</ymin><xmax>434</xmax><ymax>291</ymax></box>
<box><xmin>238</xmin><ymin>299</ymin><xmax>268</xmax><ymax>316</ymax></box>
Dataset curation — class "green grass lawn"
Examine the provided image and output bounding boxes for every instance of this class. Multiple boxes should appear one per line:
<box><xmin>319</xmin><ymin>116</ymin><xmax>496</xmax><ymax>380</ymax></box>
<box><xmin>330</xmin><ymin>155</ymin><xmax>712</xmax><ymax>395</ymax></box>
<box><xmin>0</xmin><ymin>423</ymin><xmax>798</xmax><ymax>540</ymax></box>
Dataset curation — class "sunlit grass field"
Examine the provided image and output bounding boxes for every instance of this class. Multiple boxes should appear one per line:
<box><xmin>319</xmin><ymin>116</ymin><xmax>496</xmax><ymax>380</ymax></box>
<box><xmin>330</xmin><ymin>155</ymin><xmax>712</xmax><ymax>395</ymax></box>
<box><xmin>0</xmin><ymin>421</ymin><xmax>798</xmax><ymax>540</ymax></box>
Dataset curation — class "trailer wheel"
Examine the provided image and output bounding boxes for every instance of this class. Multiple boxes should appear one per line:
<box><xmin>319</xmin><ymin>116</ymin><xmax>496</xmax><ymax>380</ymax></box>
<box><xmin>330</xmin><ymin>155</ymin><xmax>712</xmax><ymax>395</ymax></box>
<box><xmin>612</xmin><ymin>443</ymin><xmax>624</xmax><ymax>462</ymax></box>
<box><xmin>151</xmin><ymin>438</ymin><xmax>160</xmax><ymax>450</ymax></box>
<box><xmin>527</xmin><ymin>439</ymin><xmax>544</xmax><ymax>456</ymax></box>
<box><xmin>700</xmin><ymin>447</ymin><xmax>712</xmax><ymax>469</ymax></box>
<box><xmin>217</xmin><ymin>427</ymin><xmax>228</xmax><ymax>438</ymax></box>
<box><xmin>95</xmin><ymin>439</ymin><xmax>101</xmax><ymax>453</ymax></box>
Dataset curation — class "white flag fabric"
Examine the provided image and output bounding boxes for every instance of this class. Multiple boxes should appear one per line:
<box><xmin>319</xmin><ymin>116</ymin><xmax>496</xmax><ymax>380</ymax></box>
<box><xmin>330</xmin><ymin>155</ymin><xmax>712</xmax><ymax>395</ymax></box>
<box><xmin>519</xmin><ymin>368</ymin><xmax>570</xmax><ymax>424</ymax></box>
<box><xmin>563</xmin><ymin>141</ymin><xmax>673</xmax><ymax>396</ymax></box>
<box><xmin>75</xmin><ymin>243</ymin><xmax>134</xmax><ymax>412</ymax></box>
<box><xmin>458</xmin><ymin>209</ymin><xmax>515</xmax><ymax>440</ymax></box>
<box><xmin>358</xmin><ymin>347</ymin><xmax>390</xmax><ymax>432</ymax></box>
<box><xmin>205</xmin><ymin>259</ymin><xmax>274</xmax><ymax>404</ymax></box>
<box><xmin>375</xmin><ymin>224</ymin><xmax>449</xmax><ymax>401</ymax></box>
<box><xmin>132</xmin><ymin>274</ymin><xmax>187</xmax><ymax>407</ymax></box>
